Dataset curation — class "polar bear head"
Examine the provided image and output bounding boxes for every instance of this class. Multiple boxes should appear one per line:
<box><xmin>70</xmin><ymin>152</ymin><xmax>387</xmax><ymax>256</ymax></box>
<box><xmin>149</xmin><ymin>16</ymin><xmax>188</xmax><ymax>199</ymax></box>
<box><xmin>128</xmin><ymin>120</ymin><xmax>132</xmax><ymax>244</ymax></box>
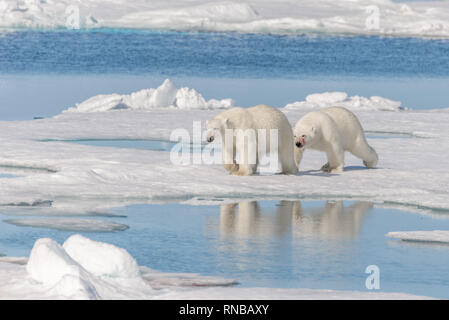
<box><xmin>293</xmin><ymin>120</ymin><xmax>319</xmax><ymax>149</ymax></box>
<box><xmin>205</xmin><ymin>118</ymin><xmax>229</xmax><ymax>143</ymax></box>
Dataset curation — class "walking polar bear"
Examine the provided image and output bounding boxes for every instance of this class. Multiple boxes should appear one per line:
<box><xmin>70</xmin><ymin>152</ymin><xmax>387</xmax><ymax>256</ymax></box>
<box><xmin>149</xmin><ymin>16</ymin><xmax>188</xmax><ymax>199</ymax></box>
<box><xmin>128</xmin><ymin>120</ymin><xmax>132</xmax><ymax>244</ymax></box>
<box><xmin>206</xmin><ymin>104</ymin><xmax>298</xmax><ymax>176</ymax></box>
<box><xmin>293</xmin><ymin>107</ymin><xmax>378</xmax><ymax>173</ymax></box>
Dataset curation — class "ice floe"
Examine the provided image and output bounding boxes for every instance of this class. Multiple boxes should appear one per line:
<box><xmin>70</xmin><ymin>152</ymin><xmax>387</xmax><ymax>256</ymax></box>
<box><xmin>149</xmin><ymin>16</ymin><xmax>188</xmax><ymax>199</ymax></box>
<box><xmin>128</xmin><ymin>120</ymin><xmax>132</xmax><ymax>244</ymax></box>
<box><xmin>3</xmin><ymin>218</ymin><xmax>129</xmax><ymax>232</ymax></box>
<box><xmin>386</xmin><ymin>230</ymin><xmax>449</xmax><ymax>244</ymax></box>
<box><xmin>284</xmin><ymin>92</ymin><xmax>404</xmax><ymax>111</ymax></box>
<box><xmin>0</xmin><ymin>88</ymin><xmax>449</xmax><ymax>214</ymax></box>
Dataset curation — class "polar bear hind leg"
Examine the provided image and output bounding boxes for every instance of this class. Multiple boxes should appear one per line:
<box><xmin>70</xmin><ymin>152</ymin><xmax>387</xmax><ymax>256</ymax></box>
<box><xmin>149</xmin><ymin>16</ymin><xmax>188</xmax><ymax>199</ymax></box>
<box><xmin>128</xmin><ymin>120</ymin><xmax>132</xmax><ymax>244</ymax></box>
<box><xmin>350</xmin><ymin>139</ymin><xmax>378</xmax><ymax>168</ymax></box>
<box><xmin>232</xmin><ymin>133</ymin><xmax>258</xmax><ymax>176</ymax></box>
<box><xmin>279</xmin><ymin>139</ymin><xmax>299</xmax><ymax>175</ymax></box>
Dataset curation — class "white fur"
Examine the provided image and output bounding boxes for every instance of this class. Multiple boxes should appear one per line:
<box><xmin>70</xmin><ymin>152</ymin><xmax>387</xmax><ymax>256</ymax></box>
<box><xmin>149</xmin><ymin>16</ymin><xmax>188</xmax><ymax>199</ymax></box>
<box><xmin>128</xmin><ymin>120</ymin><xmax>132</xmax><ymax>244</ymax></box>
<box><xmin>293</xmin><ymin>107</ymin><xmax>378</xmax><ymax>173</ymax></box>
<box><xmin>206</xmin><ymin>104</ymin><xmax>298</xmax><ymax>176</ymax></box>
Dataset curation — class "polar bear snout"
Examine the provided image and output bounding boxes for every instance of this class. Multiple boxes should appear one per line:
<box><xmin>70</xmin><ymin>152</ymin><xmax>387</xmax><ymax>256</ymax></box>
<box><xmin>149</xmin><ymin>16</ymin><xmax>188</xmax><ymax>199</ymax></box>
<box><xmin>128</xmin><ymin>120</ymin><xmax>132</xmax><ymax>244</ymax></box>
<box><xmin>207</xmin><ymin>136</ymin><xmax>215</xmax><ymax>143</ymax></box>
<box><xmin>294</xmin><ymin>136</ymin><xmax>306</xmax><ymax>148</ymax></box>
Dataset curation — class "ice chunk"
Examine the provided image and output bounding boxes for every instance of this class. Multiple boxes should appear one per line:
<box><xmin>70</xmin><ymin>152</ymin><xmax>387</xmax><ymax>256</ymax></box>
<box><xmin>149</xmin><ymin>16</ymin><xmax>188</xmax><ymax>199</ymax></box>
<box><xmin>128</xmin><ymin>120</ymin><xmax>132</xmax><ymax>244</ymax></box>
<box><xmin>147</xmin><ymin>79</ymin><xmax>178</xmax><ymax>109</ymax></box>
<box><xmin>26</xmin><ymin>238</ymin><xmax>99</xmax><ymax>299</ymax></box>
<box><xmin>175</xmin><ymin>87</ymin><xmax>207</xmax><ymax>110</ymax></box>
<box><xmin>63</xmin><ymin>234</ymin><xmax>140</xmax><ymax>278</ymax></box>
<box><xmin>386</xmin><ymin>231</ymin><xmax>449</xmax><ymax>244</ymax></box>
<box><xmin>140</xmin><ymin>266</ymin><xmax>238</xmax><ymax>288</ymax></box>
<box><xmin>306</xmin><ymin>92</ymin><xmax>348</xmax><ymax>106</ymax></box>
<box><xmin>63</xmin><ymin>79</ymin><xmax>234</xmax><ymax>112</ymax></box>
<box><xmin>67</xmin><ymin>94</ymin><xmax>125</xmax><ymax>113</ymax></box>
<box><xmin>284</xmin><ymin>92</ymin><xmax>404</xmax><ymax>111</ymax></box>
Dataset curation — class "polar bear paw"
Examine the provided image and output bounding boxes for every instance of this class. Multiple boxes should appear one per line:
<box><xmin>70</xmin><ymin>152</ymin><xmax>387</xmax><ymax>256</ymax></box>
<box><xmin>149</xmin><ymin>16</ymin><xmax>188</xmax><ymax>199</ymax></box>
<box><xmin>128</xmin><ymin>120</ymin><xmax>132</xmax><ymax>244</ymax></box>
<box><xmin>321</xmin><ymin>163</ymin><xmax>343</xmax><ymax>173</ymax></box>
<box><xmin>363</xmin><ymin>160</ymin><xmax>377</xmax><ymax>168</ymax></box>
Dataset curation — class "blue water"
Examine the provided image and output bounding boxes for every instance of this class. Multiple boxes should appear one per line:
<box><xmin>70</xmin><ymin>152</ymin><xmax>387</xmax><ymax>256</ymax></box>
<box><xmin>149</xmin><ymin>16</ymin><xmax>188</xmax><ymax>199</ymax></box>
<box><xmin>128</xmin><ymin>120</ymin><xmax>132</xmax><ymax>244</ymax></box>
<box><xmin>2</xmin><ymin>31</ymin><xmax>449</xmax><ymax>77</ymax></box>
<box><xmin>1</xmin><ymin>31</ymin><xmax>449</xmax><ymax>120</ymax></box>
<box><xmin>1</xmin><ymin>200</ymin><xmax>449</xmax><ymax>299</ymax></box>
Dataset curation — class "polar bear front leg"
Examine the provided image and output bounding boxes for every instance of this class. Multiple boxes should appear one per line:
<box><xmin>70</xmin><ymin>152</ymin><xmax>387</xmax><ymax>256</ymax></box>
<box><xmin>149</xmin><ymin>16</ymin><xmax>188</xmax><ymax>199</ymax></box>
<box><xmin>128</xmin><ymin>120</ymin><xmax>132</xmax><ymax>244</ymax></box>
<box><xmin>294</xmin><ymin>146</ymin><xmax>304</xmax><ymax>168</ymax></box>
<box><xmin>222</xmin><ymin>138</ymin><xmax>239</xmax><ymax>174</ymax></box>
<box><xmin>223</xmin><ymin>163</ymin><xmax>239</xmax><ymax>174</ymax></box>
<box><xmin>233</xmin><ymin>164</ymin><xmax>257</xmax><ymax>176</ymax></box>
<box><xmin>323</xmin><ymin>144</ymin><xmax>344</xmax><ymax>173</ymax></box>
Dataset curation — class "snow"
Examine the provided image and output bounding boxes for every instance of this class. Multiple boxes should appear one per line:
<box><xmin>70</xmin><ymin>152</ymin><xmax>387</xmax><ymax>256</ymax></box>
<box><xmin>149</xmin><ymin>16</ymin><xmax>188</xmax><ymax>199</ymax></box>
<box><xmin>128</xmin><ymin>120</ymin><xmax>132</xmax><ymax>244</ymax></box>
<box><xmin>0</xmin><ymin>235</ymin><xmax>434</xmax><ymax>299</ymax></box>
<box><xmin>386</xmin><ymin>231</ymin><xmax>449</xmax><ymax>244</ymax></box>
<box><xmin>64</xmin><ymin>79</ymin><xmax>235</xmax><ymax>113</ymax></box>
<box><xmin>2</xmin><ymin>0</ymin><xmax>449</xmax><ymax>38</ymax></box>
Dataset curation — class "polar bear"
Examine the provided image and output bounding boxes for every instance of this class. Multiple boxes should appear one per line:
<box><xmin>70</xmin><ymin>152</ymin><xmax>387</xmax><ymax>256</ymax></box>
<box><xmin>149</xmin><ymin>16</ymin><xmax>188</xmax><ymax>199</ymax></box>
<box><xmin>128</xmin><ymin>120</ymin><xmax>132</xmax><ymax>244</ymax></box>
<box><xmin>293</xmin><ymin>107</ymin><xmax>378</xmax><ymax>173</ymax></box>
<box><xmin>206</xmin><ymin>104</ymin><xmax>298</xmax><ymax>176</ymax></box>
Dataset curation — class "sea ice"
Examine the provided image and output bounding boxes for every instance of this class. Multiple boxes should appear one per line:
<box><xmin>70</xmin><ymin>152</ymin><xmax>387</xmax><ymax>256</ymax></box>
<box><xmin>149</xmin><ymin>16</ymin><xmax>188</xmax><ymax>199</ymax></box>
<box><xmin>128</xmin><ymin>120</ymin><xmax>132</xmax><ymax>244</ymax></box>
<box><xmin>386</xmin><ymin>231</ymin><xmax>449</xmax><ymax>244</ymax></box>
<box><xmin>0</xmin><ymin>235</ymin><xmax>435</xmax><ymax>299</ymax></box>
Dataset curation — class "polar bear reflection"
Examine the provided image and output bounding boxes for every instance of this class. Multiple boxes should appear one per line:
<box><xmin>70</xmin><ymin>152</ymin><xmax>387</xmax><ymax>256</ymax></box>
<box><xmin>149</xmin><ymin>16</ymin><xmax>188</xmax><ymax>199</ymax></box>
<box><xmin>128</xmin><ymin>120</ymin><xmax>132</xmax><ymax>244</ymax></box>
<box><xmin>219</xmin><ymin>200</ymin><xmax>373</xmax><ymax>239</ymax></box>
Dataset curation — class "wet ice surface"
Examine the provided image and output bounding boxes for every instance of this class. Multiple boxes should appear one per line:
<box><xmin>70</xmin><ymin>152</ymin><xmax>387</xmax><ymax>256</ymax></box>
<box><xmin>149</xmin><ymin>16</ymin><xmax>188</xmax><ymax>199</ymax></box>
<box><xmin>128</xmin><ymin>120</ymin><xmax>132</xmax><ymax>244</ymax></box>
<box><xmin>0</xmin><ymin>173</ymin><xmax>20</xmax><ymax>178</ymax></box>
<box><xmin>365</xmin><ymin>131</ymin><xmax>414</xmax><ymax>139</ymax></box>
<box><xmin>42</xmin><ymin>139</ymin><xmax>179</xmax><ymax>152</ymax></box>
<box><xmin>40</xmin><ymin>131</ymin><xmax>414</xmax><ymax>153</ymax></box>
<box><xmin>1</xmin><ymin>200</ymin><xmax>449</xmax><ymax>299</ymax></box>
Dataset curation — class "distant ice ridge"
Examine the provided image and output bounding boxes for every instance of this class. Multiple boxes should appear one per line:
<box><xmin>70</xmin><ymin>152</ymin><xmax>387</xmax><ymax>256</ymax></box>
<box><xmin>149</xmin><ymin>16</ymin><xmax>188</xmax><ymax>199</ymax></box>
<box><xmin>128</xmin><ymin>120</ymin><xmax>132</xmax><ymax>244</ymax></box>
<box><xmin>284</xmin><ymin>92</ymin><xmax>405</xmax><ymax>111</ymax></box>
<box><xmin>63</xmin><ymin>79</ymin><xmax>235</xmax><ymax>113</ymax></box>
<box><xmin>1</xmin><ymin>0</ymin><xmax>449</xmax><ymax>38</ymax></box>
<box><xmin>0</xmin><ymin>235</ymin><xmax>433</xmax><ymax>299</ymax></box>
<box><xmin>64</xmin><ymin>79</ymin><xmax>403</xmax><ymax>113</ymax></box>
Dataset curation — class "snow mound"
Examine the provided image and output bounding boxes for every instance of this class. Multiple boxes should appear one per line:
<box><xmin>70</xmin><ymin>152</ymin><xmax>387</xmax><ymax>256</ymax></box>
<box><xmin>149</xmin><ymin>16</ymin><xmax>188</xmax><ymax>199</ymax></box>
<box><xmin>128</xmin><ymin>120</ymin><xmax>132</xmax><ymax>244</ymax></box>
<box><xmin>18</xmin><ymin>235</ymin><xmax>239</xmax><ymax>299</ymax></box>
<box><xmin>64</xmin><ymin>79</ymin><xmax>235</xmax><ymax>113</ymax></box>
<box><xmin>386</xmin><ymin>231</ymin><xmax>449</xmax><ymax>244</ymax></box>
<box><xmin>25</xmin><ymin>235</ymin><xmax>145</xmax><ymax>299</ymax></box>
<box><xmin>26</xmin><ymin>238</ymin><xmax>100</xmax><ymax>299</ymax></box>
<box><xmin>284</xmin><ymin>92</ymin><xmax>404</xmax><ymax>111</ymax></box>
<box><xmin>63</xmin><ymin>235</ymin><xmax>140</xmax><ymax>278</ymax></box>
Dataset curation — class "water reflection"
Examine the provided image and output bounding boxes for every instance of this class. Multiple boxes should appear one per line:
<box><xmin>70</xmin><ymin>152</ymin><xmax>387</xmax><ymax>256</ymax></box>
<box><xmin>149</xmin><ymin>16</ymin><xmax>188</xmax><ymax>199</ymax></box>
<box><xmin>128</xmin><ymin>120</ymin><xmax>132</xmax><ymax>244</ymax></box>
<box><xmin>219</xmin><ymin>200</ymin><xmax>373</xmax><ymax>239</ymax></box>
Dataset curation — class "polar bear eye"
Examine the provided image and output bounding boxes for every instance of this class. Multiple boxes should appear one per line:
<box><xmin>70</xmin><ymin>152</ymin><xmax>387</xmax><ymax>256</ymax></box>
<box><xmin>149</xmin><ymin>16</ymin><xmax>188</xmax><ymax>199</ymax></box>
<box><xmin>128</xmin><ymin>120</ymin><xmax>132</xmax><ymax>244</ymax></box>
<box><xmin>301</xmin><ymin>135</ymin><xmax>306</xmax><ymax>138</ymax></box>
